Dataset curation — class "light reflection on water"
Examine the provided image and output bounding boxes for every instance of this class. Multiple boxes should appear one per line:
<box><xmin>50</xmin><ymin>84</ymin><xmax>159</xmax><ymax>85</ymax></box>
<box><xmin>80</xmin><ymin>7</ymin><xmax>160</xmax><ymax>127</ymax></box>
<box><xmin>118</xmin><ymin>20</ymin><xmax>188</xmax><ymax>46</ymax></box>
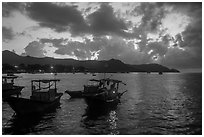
<box><xmin>2</xmin><ymin>73</ymin><xmax>202</xmax><ymax>135</ymax></box>
<box><xmin>109</xmin><ymin>110</ymin><xmax>119</xmax><ymax>135</ymax></box>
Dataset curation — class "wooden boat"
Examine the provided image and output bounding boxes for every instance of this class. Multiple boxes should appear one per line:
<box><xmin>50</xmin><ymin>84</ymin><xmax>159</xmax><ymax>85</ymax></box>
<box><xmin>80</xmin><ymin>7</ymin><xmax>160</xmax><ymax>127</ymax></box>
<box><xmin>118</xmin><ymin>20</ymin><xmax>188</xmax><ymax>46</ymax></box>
<box><xmin>65</xmin><ymin>90</ymin><xmax>83</xmax><ymax>98</ymax></box>
<box><xmin>5</xmin><ymin>79</ymin><xmax>63</xmax><ymax>116</ymax></box>
<box><xmin>2</xmin><ymin>75</ymin><xmax>24</xmax><ymax>99</ymax></box>
<box><xmin>83</xmin><ymin>78</ymin><xmax>127</xmax><ymax>106</ymax></box>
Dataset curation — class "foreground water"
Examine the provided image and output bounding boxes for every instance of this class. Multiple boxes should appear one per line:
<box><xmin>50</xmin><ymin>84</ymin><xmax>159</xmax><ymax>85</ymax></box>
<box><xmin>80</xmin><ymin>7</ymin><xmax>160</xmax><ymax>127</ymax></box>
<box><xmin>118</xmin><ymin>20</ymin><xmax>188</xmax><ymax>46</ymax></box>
<box><xmin>2</xmin><ymin>73</ymin><xmax>202</xmax><ymax>135</ymax></box>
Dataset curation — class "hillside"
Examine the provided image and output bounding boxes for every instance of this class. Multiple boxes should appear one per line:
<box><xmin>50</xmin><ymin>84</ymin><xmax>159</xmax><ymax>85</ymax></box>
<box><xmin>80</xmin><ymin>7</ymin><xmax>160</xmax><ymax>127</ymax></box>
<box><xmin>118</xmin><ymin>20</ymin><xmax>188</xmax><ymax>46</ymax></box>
<box><xmin>2</xmin><ymin>50</ymin><xmax>179</xmax><ymax>73</ymax></box>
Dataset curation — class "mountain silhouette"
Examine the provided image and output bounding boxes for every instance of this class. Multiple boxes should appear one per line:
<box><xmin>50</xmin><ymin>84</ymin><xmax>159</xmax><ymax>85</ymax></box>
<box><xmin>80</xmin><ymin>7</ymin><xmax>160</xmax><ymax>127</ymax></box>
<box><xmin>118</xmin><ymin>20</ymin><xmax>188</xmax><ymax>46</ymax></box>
<box><xmin>2</xmin><ymin>50</ymin><xmax>179</xmax><ymax>73</ymax></box>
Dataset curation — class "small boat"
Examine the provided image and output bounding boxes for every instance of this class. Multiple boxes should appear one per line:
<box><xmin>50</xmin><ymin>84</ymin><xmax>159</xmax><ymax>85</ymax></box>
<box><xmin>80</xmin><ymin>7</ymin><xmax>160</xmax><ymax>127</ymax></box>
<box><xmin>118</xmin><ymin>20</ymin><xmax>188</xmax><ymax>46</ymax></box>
<box><xmin>83</xmin><ymin>78</ymin><xmax>127</xmax><ymax>106</ymax></box>
<box><xmin>2</xmin><ymin>75</ymin><xmax>24</xmax><ymax>99</ymax></box>
<box><xmin>5</xmin><ymin>79</ymin><xmax>63</xmax><ymax>116</ymax></box>
<box><xmin>65</xmin><ymin>90</ymin><xmax>83</xmax><ymax>98</ymax></box>
<box><xmin>159</xmin><ymin>72</ymin><xmax>163</xmax><ymax>75</ymax></box>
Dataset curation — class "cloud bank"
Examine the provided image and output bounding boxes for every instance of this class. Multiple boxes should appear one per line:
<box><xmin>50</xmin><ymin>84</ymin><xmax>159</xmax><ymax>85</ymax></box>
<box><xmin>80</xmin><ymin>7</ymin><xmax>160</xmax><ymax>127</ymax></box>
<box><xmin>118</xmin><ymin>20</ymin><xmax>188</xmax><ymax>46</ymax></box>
<box><xmin>2</xmin><ymin>2</ymin><xmax>202</xmax><ymax>70</ymax></box>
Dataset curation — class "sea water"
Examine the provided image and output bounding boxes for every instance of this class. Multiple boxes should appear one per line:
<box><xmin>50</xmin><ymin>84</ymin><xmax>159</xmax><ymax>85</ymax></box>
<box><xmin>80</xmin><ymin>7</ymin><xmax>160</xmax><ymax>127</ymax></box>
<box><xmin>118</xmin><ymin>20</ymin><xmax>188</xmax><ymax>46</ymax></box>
<box><xmin>2</xmin><ymin>73</ymin><xmax>202</xmax><ymax>135</ymax></box>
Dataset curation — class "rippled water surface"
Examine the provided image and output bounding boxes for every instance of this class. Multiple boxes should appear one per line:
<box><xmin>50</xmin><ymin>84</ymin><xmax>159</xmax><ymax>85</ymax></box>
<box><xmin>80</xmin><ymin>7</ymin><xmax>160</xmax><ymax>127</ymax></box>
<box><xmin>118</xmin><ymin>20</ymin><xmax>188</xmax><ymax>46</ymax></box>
<box><xmin>2</xmin><ymin>73</ymin><xmax>202</xmax><ymax>135</ymax></box>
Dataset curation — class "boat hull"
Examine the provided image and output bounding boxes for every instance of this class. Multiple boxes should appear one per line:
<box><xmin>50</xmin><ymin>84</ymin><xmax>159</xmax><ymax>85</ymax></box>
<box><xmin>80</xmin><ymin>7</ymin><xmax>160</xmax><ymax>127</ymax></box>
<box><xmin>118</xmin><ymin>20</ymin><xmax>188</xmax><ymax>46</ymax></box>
<box><xmin>5</xmin><ymin>93</ymin><xmax>63</xmax><ymax>116</ymax></box>
<box><xmin>84</xmin><ymin>92</ymin><xmax>120</xmax><ymax>107</ymax></box>
<box><xmin>84</xmin><ymin>97</ymin><xmax>120</xmax><ymax>107</ymax></box>
<box><xmin>2</xmin><ymin>86</ymin><xmax>24</xmax><ymax>99</ymax></box>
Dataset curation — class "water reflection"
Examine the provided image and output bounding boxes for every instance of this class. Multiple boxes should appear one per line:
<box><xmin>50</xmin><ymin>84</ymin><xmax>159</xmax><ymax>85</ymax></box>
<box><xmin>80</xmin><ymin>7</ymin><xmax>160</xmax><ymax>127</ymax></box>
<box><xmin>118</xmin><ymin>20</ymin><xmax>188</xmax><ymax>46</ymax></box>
<box><xmin>3</xmin><ymin>106</ymin><xmax>59</xmax><ymax>135</ymax></box>
<box><xmin>108</xmin><ymin>110</ymin><xmax>119</xmax><ymax>135</ymax></box>
<box><xmin>162</xmin><ymin>74</ymin><xmax>202</xmax><ymax>134</ymax></box>
<box><xmin>2</xmin><ymin>73</ymin><xmax>202</xmax><ymax>135</ymax></box>
<box><xmin>81</xmin><ymin>104</ymin><xmax>119</xmax><ymax>134</ymax></box>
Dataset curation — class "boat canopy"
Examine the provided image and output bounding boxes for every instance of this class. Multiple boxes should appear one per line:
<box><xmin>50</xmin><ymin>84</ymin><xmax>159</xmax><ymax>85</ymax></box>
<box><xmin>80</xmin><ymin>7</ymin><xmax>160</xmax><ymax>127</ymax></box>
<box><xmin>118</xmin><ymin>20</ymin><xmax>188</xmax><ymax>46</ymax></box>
<box><xmin>89</xmin><ymin>78</ymin><xmax>122</xmax><ymax>83</ymax></box>
<box><xmin>2</xmin><ymin>75</ymin><xmax>19</xmax><ymax>84</ymax></box>
<box><xmin>31</xmin><ymin>79</ymin><xmax>60</xmax><ymax>92</ymax></box>
<box><xmin>2</xmin><ymin>75</ymin><xmax>18</xmax><ymax>79</ymax></box>
<box><xmin>101</xmin><ymin>78</ymin><xmax>122</xmax><ymax>83</ymax></box>
<box><xmin>89</xmin><ymin>79</ymin><xmax>101</xmax><ymax>82</ymax></box>
<box><xmin>31</xmin><ymin>79</ymin><xmax>60</xmax><ymax>83</ymax></box>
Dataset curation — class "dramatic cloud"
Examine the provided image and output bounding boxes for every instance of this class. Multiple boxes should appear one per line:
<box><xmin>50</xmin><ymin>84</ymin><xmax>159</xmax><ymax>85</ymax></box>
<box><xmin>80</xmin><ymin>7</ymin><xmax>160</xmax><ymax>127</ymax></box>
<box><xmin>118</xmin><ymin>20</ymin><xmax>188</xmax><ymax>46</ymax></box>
<box><xmin>39</xmin><ymin>37</ymin><xmax>103</xmax><ymax>60</ymax></box>
<box><xmin>2</xmin><ymin>2</ymin><xmax>202</xmax><ymax>71</ymax></box>
<box><xmin>2</xmin><ymin>2</ymin><xmax>26</xmax><ymax>17</ymax></box>
<box><xmin>87</xmin><ymin>3</ymin><xmax>129</xmax><ymax>37</ymax></box>
<box><xmin>166</xmin><ymin>2</ymin><xmax>202</xmax><ymax>69</ymax></box>
<box><xmin>26</xmin><ymin>2</ymin><xmax>88</xmax><ymax>34</ymax></box>
<box><xmin>161</xmin><ymin>48</ymin><xmax>202</xmax><ymax>69</ymax></box>
<box><xmin>23</xmin><ymin>36</ymin><xmax>156</xmax><ymax>63</ymax></box>
<box><xmin>134</xmin><ymin>3</ymin><xmax>167</xmax><ymax>33</ymax></box>
<box><xmin>2</xmin><ymin>27</ymin><xmax>15</xmax><ymax>42</ymax></box>
<box><xmin>23</xmin><ymin>41</ymin><xmax>46</xmax><ymax>57</ymax></box>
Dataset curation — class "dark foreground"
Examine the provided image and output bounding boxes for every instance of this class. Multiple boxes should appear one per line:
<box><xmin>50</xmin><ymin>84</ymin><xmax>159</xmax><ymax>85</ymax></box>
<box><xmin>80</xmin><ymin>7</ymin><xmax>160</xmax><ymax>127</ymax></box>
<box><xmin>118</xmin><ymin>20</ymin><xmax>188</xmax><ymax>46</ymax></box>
<box><xmin>2</xmin><ymin>73</ymin><xmax>202</xmax><ymax>135</ymax></box>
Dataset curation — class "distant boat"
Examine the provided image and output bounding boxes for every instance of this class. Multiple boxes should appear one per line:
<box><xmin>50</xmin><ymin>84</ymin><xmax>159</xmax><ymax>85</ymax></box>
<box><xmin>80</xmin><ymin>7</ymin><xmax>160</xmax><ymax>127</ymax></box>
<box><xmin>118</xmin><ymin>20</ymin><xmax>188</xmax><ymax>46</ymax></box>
<box><xmin>2</xmin><ymin>75</ymin><xmax>24</xmax><ymax>99</ymax></box>
<box><xmin>159</xmin><ymin>72</ymin><xmax>163</xmax><ymax>75</ymax></box>
<box><xmin>92</xmin><ymin>73</ymin><xmax>96</xmax><ymax>76</ymax></box>
<box><xmin>5</xmin><ymin>79</ymin><xmax>63</xmax><ymax>116</ymax></box>
<box><xmin>83</xmin><ymin>78</ymin><xmax>127</xmax><ymax>106</ymax></box>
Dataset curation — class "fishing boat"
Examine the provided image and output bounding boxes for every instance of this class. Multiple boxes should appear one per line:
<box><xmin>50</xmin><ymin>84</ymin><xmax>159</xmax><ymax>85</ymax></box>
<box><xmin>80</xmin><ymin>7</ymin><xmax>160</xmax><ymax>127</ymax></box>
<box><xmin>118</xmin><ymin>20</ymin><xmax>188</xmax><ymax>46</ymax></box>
<box><xmin>2</xmin><ymin>75</ymin><xmax>24</xmax><ymax>99</ymax></box>
<box><xmin>65</xmin><ymin>90</ymin><xmax>83</xmax><ymax>98</ymax></box>
<box><xmin>5</xmin><ymin>79</ymin><xmax>63</xmax><ymax>116</ymax></box>
<box><xmin>83</xmin><ymin>78</ymin><xmax>127</xmax><ymax>106</ymax></box>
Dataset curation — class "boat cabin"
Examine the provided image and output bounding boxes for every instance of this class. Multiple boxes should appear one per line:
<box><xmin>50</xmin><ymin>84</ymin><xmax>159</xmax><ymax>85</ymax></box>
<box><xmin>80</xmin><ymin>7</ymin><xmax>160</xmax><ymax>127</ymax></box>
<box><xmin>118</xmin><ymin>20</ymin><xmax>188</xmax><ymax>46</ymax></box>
<box><xmin>84</xmin><ymin>78</ymin><xmax>122</xmax><ymax>94</ymax></box>
<box><xmin>84</xmin><ymin>79</ymin><xmax>101</xmax><ymax>93</ymax></box>
<box><xmin>30</xmin><ymin>79</ymin><xmax>60</xmax><ymax>102</ymax></box>
<box><xmin>2</xmin><ymin>75</ymin><xmax>19</xmax><ymax>90</ymax></box>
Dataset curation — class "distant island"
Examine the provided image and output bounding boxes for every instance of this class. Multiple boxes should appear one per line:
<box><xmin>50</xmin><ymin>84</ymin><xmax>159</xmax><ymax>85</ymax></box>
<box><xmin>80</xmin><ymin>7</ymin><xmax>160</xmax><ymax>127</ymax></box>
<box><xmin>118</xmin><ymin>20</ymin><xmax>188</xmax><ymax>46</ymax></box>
<box><xmin>2</xmin><ymin>50</ymin><xmax>179</xmax><ymax>74</ymax></box>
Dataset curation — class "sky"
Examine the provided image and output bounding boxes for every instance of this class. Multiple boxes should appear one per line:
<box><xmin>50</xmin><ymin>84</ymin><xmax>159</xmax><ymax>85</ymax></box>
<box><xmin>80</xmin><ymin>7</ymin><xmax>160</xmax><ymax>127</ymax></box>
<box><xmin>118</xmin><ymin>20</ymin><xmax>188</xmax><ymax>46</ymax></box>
<box><xmin>2</xmin><ymin>2</ymin><xmax>202</xmax><ymax>71</ymax></box>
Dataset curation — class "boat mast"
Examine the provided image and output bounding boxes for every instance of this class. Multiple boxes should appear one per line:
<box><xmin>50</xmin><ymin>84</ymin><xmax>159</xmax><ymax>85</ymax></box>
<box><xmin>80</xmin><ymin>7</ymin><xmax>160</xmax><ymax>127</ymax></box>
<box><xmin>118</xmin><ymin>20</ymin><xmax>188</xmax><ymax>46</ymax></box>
<box><xmin>54</xmin><ymin>81</ymin><xmax>57</xmax><ymax>92</ymax></box>
<box><xmin>49</xmin><ymin>81</ymin><xmax>50</xmax><ymax>90</ymax></box>
<box><xmin>39</xmin><ymin>81</ymin><xmax>41</xmax><ymax>90</ymax></box>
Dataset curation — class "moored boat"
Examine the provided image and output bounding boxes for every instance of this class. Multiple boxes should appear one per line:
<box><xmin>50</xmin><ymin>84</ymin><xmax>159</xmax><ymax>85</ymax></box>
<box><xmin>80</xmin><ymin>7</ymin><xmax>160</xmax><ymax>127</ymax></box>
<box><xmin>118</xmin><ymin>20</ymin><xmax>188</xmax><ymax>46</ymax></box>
<box><xmin>2</xmin><ymin>75</ymin><xmax>24</xmax><ymax>99</ymax></box>
<box><xmin>83</xmin><ymin>78</ymin><xmax>127</xmax><ymax>106</ymax></box>
<box><xmin>159</xmin><ymin>72</ymin><xmax>163</xmax><ymax>75</ymax></box>
<box><xmin>5</xmin><ymin>79</ymin><xmax>63</xmax><ymax>116</ymax></box>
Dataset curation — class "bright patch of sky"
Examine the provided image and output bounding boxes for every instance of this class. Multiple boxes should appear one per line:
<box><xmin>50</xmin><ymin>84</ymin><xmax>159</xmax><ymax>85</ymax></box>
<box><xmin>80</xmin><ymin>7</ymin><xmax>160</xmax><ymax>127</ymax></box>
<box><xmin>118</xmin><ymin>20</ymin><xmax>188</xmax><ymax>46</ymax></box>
<box><xmin>2</xmin><ymin>2</ymin><xmax>201</xmax><ymax>71</ymax></box>
<box><xmin>90</xmin><ymin>50</ymin><xmax>100</xmax><ymax>60</ymax></box>
<box><xmin>161</xmin><ymin>12</ymin><xmax>190</xmax><ymax>38</ymax></box>
<box><xmin>3</xmin><ymin>12</ymin><xmax>37</xmax><ymax>33</ymax></box>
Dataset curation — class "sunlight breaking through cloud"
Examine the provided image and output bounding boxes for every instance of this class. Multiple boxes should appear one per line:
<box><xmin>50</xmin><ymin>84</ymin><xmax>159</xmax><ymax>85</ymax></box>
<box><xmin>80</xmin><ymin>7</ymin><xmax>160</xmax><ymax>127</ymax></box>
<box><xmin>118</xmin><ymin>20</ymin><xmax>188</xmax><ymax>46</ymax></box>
<box><xmin>2</xmin><ymin>2</ymin><xmax>202</xmax><ymax>70</ymax></box>
<box><xmin>162</xmin><ymin>12</ymin><xmax>191</xmax><ymax>38</ymax></box>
